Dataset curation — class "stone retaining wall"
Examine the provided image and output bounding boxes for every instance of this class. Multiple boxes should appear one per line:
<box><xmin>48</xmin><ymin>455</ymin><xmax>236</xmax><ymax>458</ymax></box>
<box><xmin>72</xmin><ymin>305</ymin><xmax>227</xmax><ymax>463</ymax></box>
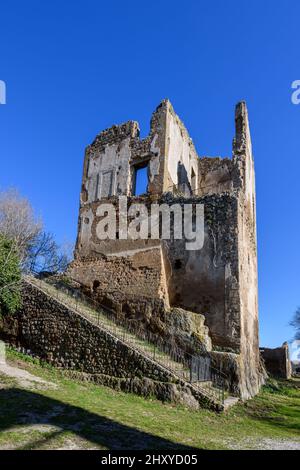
<box><xmin>0</xmin><ymin>282</ymin><xmax>222</xmax><ymax>411</ymax></box>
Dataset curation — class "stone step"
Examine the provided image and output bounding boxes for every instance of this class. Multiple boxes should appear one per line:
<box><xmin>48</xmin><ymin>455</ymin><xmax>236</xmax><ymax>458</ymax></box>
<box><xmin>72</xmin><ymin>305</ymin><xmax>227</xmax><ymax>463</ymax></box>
<box><xmin>195</xmin><ymin>380</ymin><xmax>213</xmax><ymax>387</ymax></box>
<box><xmin>192</xmin><ymin>381</ymin><xmax>222</xmax><ymax>398</ymax></box>
<box><xmin>223</xmin><ymin>396</ymin><xmax>240</xmax><ymax>410</ymax></box>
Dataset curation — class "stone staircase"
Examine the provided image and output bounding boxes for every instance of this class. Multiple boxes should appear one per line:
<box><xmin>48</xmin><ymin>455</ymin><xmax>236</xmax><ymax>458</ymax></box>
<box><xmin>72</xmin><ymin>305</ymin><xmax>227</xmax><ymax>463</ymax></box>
<box><xmin>24</xmin><ymin>275</ymin><xmax>238</xmax><ymax>410</ymax></box>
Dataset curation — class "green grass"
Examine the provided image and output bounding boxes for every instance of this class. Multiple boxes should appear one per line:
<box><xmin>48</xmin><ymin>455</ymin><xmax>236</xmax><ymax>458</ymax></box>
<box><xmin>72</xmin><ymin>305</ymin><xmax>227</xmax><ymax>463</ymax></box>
<box><xmin>0</xmin><ymin>348</ymin><xmax>299</xmax><ymax>450</ymax></box>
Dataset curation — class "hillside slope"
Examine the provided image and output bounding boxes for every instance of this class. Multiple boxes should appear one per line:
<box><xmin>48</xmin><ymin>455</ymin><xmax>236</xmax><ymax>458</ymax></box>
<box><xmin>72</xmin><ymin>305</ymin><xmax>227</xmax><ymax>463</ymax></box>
<box><xmin>0</xmin><ymin>348</ymin><xmax>299</xmax><ymax>450</ymax></box>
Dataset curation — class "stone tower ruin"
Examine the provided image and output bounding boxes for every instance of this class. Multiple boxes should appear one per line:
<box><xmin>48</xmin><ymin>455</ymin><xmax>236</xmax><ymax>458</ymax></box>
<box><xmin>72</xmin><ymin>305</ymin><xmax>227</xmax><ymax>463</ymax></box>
<box><xmin>68</xmin><ymin>99</ymin><xmax>265</xmax><ymax>399</ymax></box>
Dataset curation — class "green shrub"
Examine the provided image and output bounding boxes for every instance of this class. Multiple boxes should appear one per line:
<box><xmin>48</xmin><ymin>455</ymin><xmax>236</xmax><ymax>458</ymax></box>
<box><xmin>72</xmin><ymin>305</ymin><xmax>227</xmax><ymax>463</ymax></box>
<box><xmin>0</xmin><ymin>234</ymin><xmax>21</xmax><ymax>315</ymax></box>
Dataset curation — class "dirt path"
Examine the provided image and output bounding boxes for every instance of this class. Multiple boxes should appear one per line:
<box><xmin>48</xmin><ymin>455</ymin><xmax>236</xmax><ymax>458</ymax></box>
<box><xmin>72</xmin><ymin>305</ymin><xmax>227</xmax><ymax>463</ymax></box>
<box><xmin>0</xmin><ymin>362</ymin><xmax>57</xmax><ymax>389</ymax></box>
<box><xmin>227</xmin><ymin>437</ymin><xmax>300</xmax><ymax>450</ymax></box>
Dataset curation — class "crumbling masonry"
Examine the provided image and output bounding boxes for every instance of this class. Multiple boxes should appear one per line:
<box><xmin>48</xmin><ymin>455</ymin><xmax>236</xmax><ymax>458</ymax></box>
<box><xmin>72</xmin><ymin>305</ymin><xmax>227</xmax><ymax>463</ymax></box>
<box><xmin>68</xmin><ymin>100</ymin><xmax>265</xmax><ymax>399</ymax></box>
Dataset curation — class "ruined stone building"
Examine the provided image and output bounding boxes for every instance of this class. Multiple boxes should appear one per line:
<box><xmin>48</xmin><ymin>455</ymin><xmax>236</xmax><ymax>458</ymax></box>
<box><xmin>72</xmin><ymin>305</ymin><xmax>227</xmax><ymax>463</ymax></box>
<box><xmin>260</xmin><ymin>343</ymin><xmax>292</xmax><ymax>379</ymax></box>
<box><xmin>68</xmin><ymin>99</ymin><xmax>265</xmax><ymax>399</ymax></box>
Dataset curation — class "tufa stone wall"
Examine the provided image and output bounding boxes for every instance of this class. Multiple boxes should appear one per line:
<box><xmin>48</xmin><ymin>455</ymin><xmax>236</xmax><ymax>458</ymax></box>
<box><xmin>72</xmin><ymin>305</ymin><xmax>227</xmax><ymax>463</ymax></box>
<box><xmin>260</xmin><ymin>343</ymin><xmax>292</xmax><ymax>379</ymax></box>
<box><xmin>0</xmin><ymin>282</ymin><xmax>221</xmax><ymax>411</ymax></box>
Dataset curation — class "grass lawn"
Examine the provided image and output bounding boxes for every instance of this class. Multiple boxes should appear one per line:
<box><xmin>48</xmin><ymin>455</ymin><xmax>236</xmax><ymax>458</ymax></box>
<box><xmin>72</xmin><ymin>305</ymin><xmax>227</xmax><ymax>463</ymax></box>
<box><xmin>0</xmin><ymin>348</ymin><xmax>299</xmax><ymax>450</ymax></box>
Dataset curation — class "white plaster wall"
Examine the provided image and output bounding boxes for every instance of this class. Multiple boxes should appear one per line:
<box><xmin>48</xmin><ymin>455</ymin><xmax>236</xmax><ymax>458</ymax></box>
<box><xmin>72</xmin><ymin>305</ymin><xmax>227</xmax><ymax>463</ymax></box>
<box><xmin>167</xmin><ymin>112</ymin><xmax>198</xmax><ymax>188</ymax></box>
<box><xmin>149</xmin><ymin>133</ymin><xmax>161</xmax><ymax>183</ymax></box>
<box><xmin>85</xmin><ymin>137</ymin><xmax>132</xmax><ymax>202</ymax></box>
<box><xmin>243</xmin><ymin>152</ymin><xmax>254</xmax><ymax>205</ymax></box>
<box><xmin>78</xmin><ymin>207</ymin><xmax>93</xmax><ymax>253</ymax></box>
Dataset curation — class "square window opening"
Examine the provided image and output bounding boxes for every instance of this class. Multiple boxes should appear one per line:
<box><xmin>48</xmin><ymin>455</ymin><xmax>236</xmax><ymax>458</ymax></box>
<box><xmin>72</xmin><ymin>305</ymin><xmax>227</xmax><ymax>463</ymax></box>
<box><xmin>133</xmin><ymin>164</ymin><xmax>149</xmax><ymax>196</ymax></box>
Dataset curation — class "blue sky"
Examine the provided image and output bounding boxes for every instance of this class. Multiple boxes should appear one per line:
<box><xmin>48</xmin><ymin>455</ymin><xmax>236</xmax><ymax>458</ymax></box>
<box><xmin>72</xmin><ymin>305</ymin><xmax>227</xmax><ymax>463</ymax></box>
<box><xmin>0</xmin><ymin>0</ymin><xmax>299</xmax><ymax>347</ymax></box>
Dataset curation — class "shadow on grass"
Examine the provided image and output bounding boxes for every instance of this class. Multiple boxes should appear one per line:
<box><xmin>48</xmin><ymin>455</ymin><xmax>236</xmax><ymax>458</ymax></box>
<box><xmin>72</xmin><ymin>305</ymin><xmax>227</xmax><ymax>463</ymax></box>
<box><xmin>259</xmin><ymin>405</ymin><xmax>300</xmax><ymax>433</ymax></box>
<box><xmin>0</xmin><ymin>388</ymin><xmax>200</xmax><ymax>450</ymax></box>
<box><xmin>242</xmin><ymin>391</ymin><xmax>300</xmax><ymax>435</ymax></box>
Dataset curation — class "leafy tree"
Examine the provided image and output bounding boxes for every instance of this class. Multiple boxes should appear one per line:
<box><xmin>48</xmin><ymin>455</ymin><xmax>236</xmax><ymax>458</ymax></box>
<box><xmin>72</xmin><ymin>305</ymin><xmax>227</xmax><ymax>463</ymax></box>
<box><xmin>0</xmin><ymin>234</ymin><xmax>21</xmax><ymax>315</ymax></box>
<box><xmin>290</xmin><ymin>307</ymin><xmax>300</xmax><ymax>341</ymax></box>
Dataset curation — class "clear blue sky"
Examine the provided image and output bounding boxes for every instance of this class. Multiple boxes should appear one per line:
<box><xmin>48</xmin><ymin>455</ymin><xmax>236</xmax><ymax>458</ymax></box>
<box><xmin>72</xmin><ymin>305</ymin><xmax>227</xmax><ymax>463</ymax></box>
<box><xmin>0</xmin><ymin>1</ymin><xmax>299</xmax><ymax>347</ymax></box>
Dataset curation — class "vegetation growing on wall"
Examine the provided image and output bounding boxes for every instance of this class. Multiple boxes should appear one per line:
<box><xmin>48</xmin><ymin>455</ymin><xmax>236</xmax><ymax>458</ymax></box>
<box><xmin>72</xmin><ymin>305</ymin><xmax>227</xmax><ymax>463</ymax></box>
<box><xmin>0</xmin><ymin>234</ymin><xmax>21</xmax><ymax>315</ymax></box>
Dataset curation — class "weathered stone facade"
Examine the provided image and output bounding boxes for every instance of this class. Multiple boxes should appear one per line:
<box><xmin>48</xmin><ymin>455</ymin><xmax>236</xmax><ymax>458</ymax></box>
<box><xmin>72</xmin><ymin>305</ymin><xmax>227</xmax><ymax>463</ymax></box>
<box><xmin>68</xmin><ymin>99</ymin><xmax>265</xmax><ymax>399</ymax></box>
<box><xmin>260</xmin><ymin>343</ymin><xmax>292</xmax><ymax>379</ymax></box>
